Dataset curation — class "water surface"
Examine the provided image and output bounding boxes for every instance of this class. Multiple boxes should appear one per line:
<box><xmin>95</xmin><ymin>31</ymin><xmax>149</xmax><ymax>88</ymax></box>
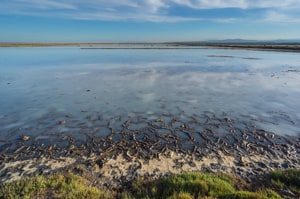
<box><xmin>0</xmin><ymin>47</ymin><xmax>299</xmax><ymax>144</ymax></box>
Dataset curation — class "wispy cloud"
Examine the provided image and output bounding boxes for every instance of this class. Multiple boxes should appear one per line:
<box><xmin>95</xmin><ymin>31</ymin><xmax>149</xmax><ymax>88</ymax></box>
<box><xmin>146</xmin><ymin>0</ymin><xmax>169</xmax><ymax>13</ymax></box>
<box><xmin>70</xmin><ymin>11</ymin><xmax>237</xmax><ymax>23</ymax></box>
<box><xmin>170</xmin><ymin>0</ymin><xmax>300</xmax><ymax>9</ymax></box>
<box><xmin>13</xmin><ymin>0</ymin><xmax>77</xmax><ymax>10</ymax></box>
<box><xmin>1</xmin><ymin>0</ymin><xmax>300</xmax><ymax>23</ymax></box>
<box><xmin>171</xmin><ymin>0</ymin><xmax>248</xmax><ymax>9</ymax></box>
<box><xmin>71</xmin><ymin>13</ymin><xmax>201</xmax><ymax>23</ymax></box>
<box><xmin>263</xmin><ymin>10</ymin><xmax>300</xmax><ymax>23</ymax></box>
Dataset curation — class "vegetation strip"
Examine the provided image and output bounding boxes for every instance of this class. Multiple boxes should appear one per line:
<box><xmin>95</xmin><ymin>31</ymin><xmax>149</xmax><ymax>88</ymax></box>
<box><xmin>1</xmin><ymin>170</ymin><xmax>299</xmax><ymax>199</ymax></box>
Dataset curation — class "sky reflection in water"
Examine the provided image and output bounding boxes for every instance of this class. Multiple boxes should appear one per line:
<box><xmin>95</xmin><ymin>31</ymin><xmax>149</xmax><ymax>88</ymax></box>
<box><xmin>0</xmin><ymin>47</ymin><xmax>299</xmax><ymax>140</ymax></box>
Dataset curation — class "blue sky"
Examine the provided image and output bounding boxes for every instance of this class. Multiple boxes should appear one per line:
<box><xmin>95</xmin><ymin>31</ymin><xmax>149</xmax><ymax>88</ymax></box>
<box><xmin>0</xmin><ymin>0</ymin><xmax>300</xmax><ymax>42</ymax></box>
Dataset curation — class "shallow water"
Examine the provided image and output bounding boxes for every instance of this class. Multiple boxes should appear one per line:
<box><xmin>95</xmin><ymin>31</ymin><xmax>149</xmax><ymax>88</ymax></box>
<box><xmin>0</xmin><ymin>47</ymin><xmax>300</xmax><ymax>143</ymax></box>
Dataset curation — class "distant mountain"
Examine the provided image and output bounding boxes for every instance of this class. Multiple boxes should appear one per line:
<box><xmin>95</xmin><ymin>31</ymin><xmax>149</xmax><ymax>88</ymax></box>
<box><xmin>202</xmin><ymin>39</ymin><xmax>300</xmax><ymax>44</ymax></box>
<box><xmin>203</xmin><ymin>39</ymin><xmax>257</xmax><ymax>43</ymax></box>
<box><xmin>270</xmin><ymin>39</ymin><xmax>300</xmax><ymax>43</ymax></box>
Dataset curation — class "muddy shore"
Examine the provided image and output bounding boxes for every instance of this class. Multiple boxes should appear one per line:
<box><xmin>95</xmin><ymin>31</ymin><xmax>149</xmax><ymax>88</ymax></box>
<box><xmin>0</xmin><ymin>112</ymin><xmax>299</xmax><ymax>190</ymax></box>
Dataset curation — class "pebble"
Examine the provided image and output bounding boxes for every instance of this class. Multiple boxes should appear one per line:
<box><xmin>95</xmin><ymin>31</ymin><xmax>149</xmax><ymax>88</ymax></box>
<box><xmin>91</xmin><ymin>164</ymin><xmax>100</xmax><ymax>172</ymax></box>
<box><xmin>58</xmin><ymin>120</ymin><xmax>67</xmax><ymax>125</ymax></box>
<box><xmin>22</xmin><ymin>135</ymin><xmax>30</xmax><ymax>141</ymax></box>
<box><xmin>69</xmin><ymin>145</ymin><xmax>76</xmax><ymax>150</ymax></box>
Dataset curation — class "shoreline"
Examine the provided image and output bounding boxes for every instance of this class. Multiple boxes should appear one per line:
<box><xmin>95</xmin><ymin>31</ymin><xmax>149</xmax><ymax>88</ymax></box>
<box><xmin>0</xmin><ymin>138</ymin><xmax>298</xmax><ymax>191</ymax></box>
<box><xmin>1</xmin><ymin>42</ymin><xmax>300</xmax><ymax>53</ymax></box>
<box><xmin>1</xmin><ymin>114</ymin><xmax>299</xmax><ymax>190</ymax></box>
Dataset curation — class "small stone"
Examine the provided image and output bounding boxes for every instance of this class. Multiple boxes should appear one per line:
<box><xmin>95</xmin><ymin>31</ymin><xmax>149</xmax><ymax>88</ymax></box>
<box><xmin>69</xmin><ymin>145</ymin><xmax>76</xmax><ymax>150</ymax></box>
<box><xmin>210</xmin><ymin>163</ymin><xmax>220</xmax><ymax>170</ymax></box>
<box><xmin>156</xmin><ymin>118</ymin><xmax>163</xmax><ymax>122</ymax></box>
<box><xmin>58</xmin><ymin>120</ymin><xmax>67</xmax><ymax>125</ymax></box>
<box><xmin>89</xmin><ymin>152</ymin><xmax>95</xmax><ymax>158</ymax></box>
<box><xmin>92</xmin><ymin>164</ymin><xmax>100</xmax><ymax>172</ymax></box>
<box><xmin>239</xmin><ymin>157</ymin><xmax>246</xmax><ymax>166</ymax></box>
<box><xmin>22</xmin><ymin>135</ymin><xmax>30</xmax><ymax>141</ymax></box>
<box><xmin>224</xmin><ymin>117</ymin><xmax>232</xmax><ymax>122</ymax></box>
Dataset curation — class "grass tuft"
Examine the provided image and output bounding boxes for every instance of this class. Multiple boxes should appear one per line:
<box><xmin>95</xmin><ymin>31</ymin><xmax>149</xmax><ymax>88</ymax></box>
<box><xmin>167</xmin><ymin>192</ymin><xmax>194</xmax><ymax>199</ymax></box>
<box><xmin>126</xmin><ymin>172</ymin><xmax>285</xmax><ymax>199</ymax></box>
<box><xmin>128</xmin><ymin>172</ymin><xmax>262</xmax><ymax>199</ymax></box>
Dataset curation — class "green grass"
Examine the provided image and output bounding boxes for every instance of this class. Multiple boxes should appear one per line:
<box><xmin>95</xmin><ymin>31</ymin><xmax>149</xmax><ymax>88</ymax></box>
<box><xmin>0</xmin><ymin>174</ymin><xmax>112</xmax><ymax>199</ymax></box>
<box><xmin>270</xmin><ymin>169</ymin><xmax>300</xmax><ymax>195</ymax></box>
<box><xmin>125</xmin><ymin>172</ymin><xmax>281</xmax><ymax>199</ymax></box>
<box><xmin>220</xmin><ymin>189</ymin><xmax>281</xmax><ymax>199</ymax></box>
<box><xmin>2</xmin><ymin>169</ymin><xmax>300</xmax><ymax>199</ymax></box>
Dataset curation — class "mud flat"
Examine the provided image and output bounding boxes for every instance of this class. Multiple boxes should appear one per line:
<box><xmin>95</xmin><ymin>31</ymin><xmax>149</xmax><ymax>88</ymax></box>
<box><xmin>0</xmin><ymin>112</ymin><xmax>299</xmax><ymax>190</ymax></box>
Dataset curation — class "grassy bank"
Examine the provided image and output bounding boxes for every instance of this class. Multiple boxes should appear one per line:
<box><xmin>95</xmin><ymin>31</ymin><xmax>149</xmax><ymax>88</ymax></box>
<box><xmin>0</xmin><ymin>169</ymin><xmax>299</xmax><ymax>199</ymax></box>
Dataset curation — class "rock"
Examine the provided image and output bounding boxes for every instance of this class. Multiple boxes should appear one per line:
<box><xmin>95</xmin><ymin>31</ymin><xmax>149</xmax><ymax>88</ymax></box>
<box><xmin>69</xmin><ymin>145</ymin><xmax>76</xmax><ymax>150</ymax></box>
<box><xmin>21</xmin><ymin>135</ymin><xmax>30</xmax><ymax>141</ymax></box>
<box><xmin>73</xmin><ymin>166</ymin><xmax>85</xmax><ymax>175</ymax></box>
<box><xmin>92</xmin><ymin>164</ymin><xmax>100</xmax><ymax>172</ymax></box>
<box><xmin>89</xmin><ymin>152</ymin><xmax>95</xmax><ymax>158</ymax></box>
<box><xmin>224</xmin><ymin>117</ymin><xmax>232</xmax><ymax>122</ymax></box>
<box><xmin>210</xmin><ymin>163</ymin><xmax>220</xmax><ymax>170</ymax></box>
<box><xmin>239</xmin><ymin>157</ymin><xmax>247</xmax><ymax>166</ymax></box>
<box><xmin>58</xmin><ymin>120</ymin><xmax>67</xmax><ymax>125</ymax></box>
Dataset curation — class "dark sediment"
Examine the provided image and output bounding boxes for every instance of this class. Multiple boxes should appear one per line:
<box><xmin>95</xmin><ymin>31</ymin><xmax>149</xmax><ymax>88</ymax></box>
<box><xmin>0</xmin><ymin>111</ymin><xmax>299</xmax><ymax>190</ymax></box>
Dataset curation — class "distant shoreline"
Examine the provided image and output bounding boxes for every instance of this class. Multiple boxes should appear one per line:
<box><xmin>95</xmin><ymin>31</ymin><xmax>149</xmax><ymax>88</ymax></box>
<box><xmin>184</xmin><ymin>43</ymin><xmax>300</xmax><ymax>53</ymax></box>
<box><xmin>1</xmin><ymin>42</ymin><xmax>300</xmax><ymax>52</ymax></box>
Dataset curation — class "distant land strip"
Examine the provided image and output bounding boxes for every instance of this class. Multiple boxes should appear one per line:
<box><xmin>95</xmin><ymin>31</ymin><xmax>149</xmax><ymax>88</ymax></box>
<box><xmin>185</xmin><ymin>43</ymin><xmax>300</xmax><ymax>53</ymax></box>
<box><xmin>80</xmin><ymin>47</ymin><xmax>207</xmax><ymax>50</ymax></box>
<box><xmin>1</xmin><ymin>42</ymin><xmax>300</xmax><ymax>52</ymax></box>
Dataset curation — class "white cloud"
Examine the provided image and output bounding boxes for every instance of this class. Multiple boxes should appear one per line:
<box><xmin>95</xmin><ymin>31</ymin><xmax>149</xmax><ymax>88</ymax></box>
<box><xmin>15</xmin><ymin>0</ymin><xmax>77</xmax><ymax>10</ymax></box>
<box><xmin>263</xmin><ymin>11</ymin><xmax>300</xmax><ymax>23</ymax></box>
<box><xmin>250</xmin><ymin>0</ymin><xmax>300</xmax><ymax>9</ymax></box>
<box><xmin>170</xmin><ymin>0</ymin><xmax>300</xmax><ymax>9</ymax></box>
<box><xmin>171</xmin><ymin>0</ymin><xmax>248</xmax><ymax>9</ymax></box>
<box><xmin>75</xmin><ymin>0</ymin><xmax>139</xmax><ymax>9</ymax></box>
<box><xmin>1</xmin><ymin>0</ymin><xmax>300</xmax><ymax>23</ymax></box>
<box><xmin>3</xmin><ymin>0</ymin><xmax>300</xmax><ymax>11</ymax></box>
<box><xmin>146</xmin><ymin>0</ymin><xmax>169</xmax><ymax>12</ymax></box>
<box><xmin>63</xmin><ymin>12</ymin><xmax>202</xmax><ymax>23</ymax></box>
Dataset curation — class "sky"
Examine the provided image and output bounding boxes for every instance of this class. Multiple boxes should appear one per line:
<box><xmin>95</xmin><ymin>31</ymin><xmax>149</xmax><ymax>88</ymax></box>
<box><xmin>0</xmin><ymin>0</ymin><xmax>300</xmax><ymax>42</ymax></box>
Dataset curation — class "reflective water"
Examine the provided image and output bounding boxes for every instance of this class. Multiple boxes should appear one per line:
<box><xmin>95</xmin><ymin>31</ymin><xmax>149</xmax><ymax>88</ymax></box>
<box><xmin>0</xmin><ymin>47</ymin><xmax>300</xmax><ymax>142</ymax></box>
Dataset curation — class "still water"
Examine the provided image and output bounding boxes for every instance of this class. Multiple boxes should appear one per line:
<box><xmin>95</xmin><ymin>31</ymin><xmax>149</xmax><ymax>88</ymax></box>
<box><xmin>0</xmin><ymin>47</ymin><xmax>299</xmax><ymax>143</ymax></box>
